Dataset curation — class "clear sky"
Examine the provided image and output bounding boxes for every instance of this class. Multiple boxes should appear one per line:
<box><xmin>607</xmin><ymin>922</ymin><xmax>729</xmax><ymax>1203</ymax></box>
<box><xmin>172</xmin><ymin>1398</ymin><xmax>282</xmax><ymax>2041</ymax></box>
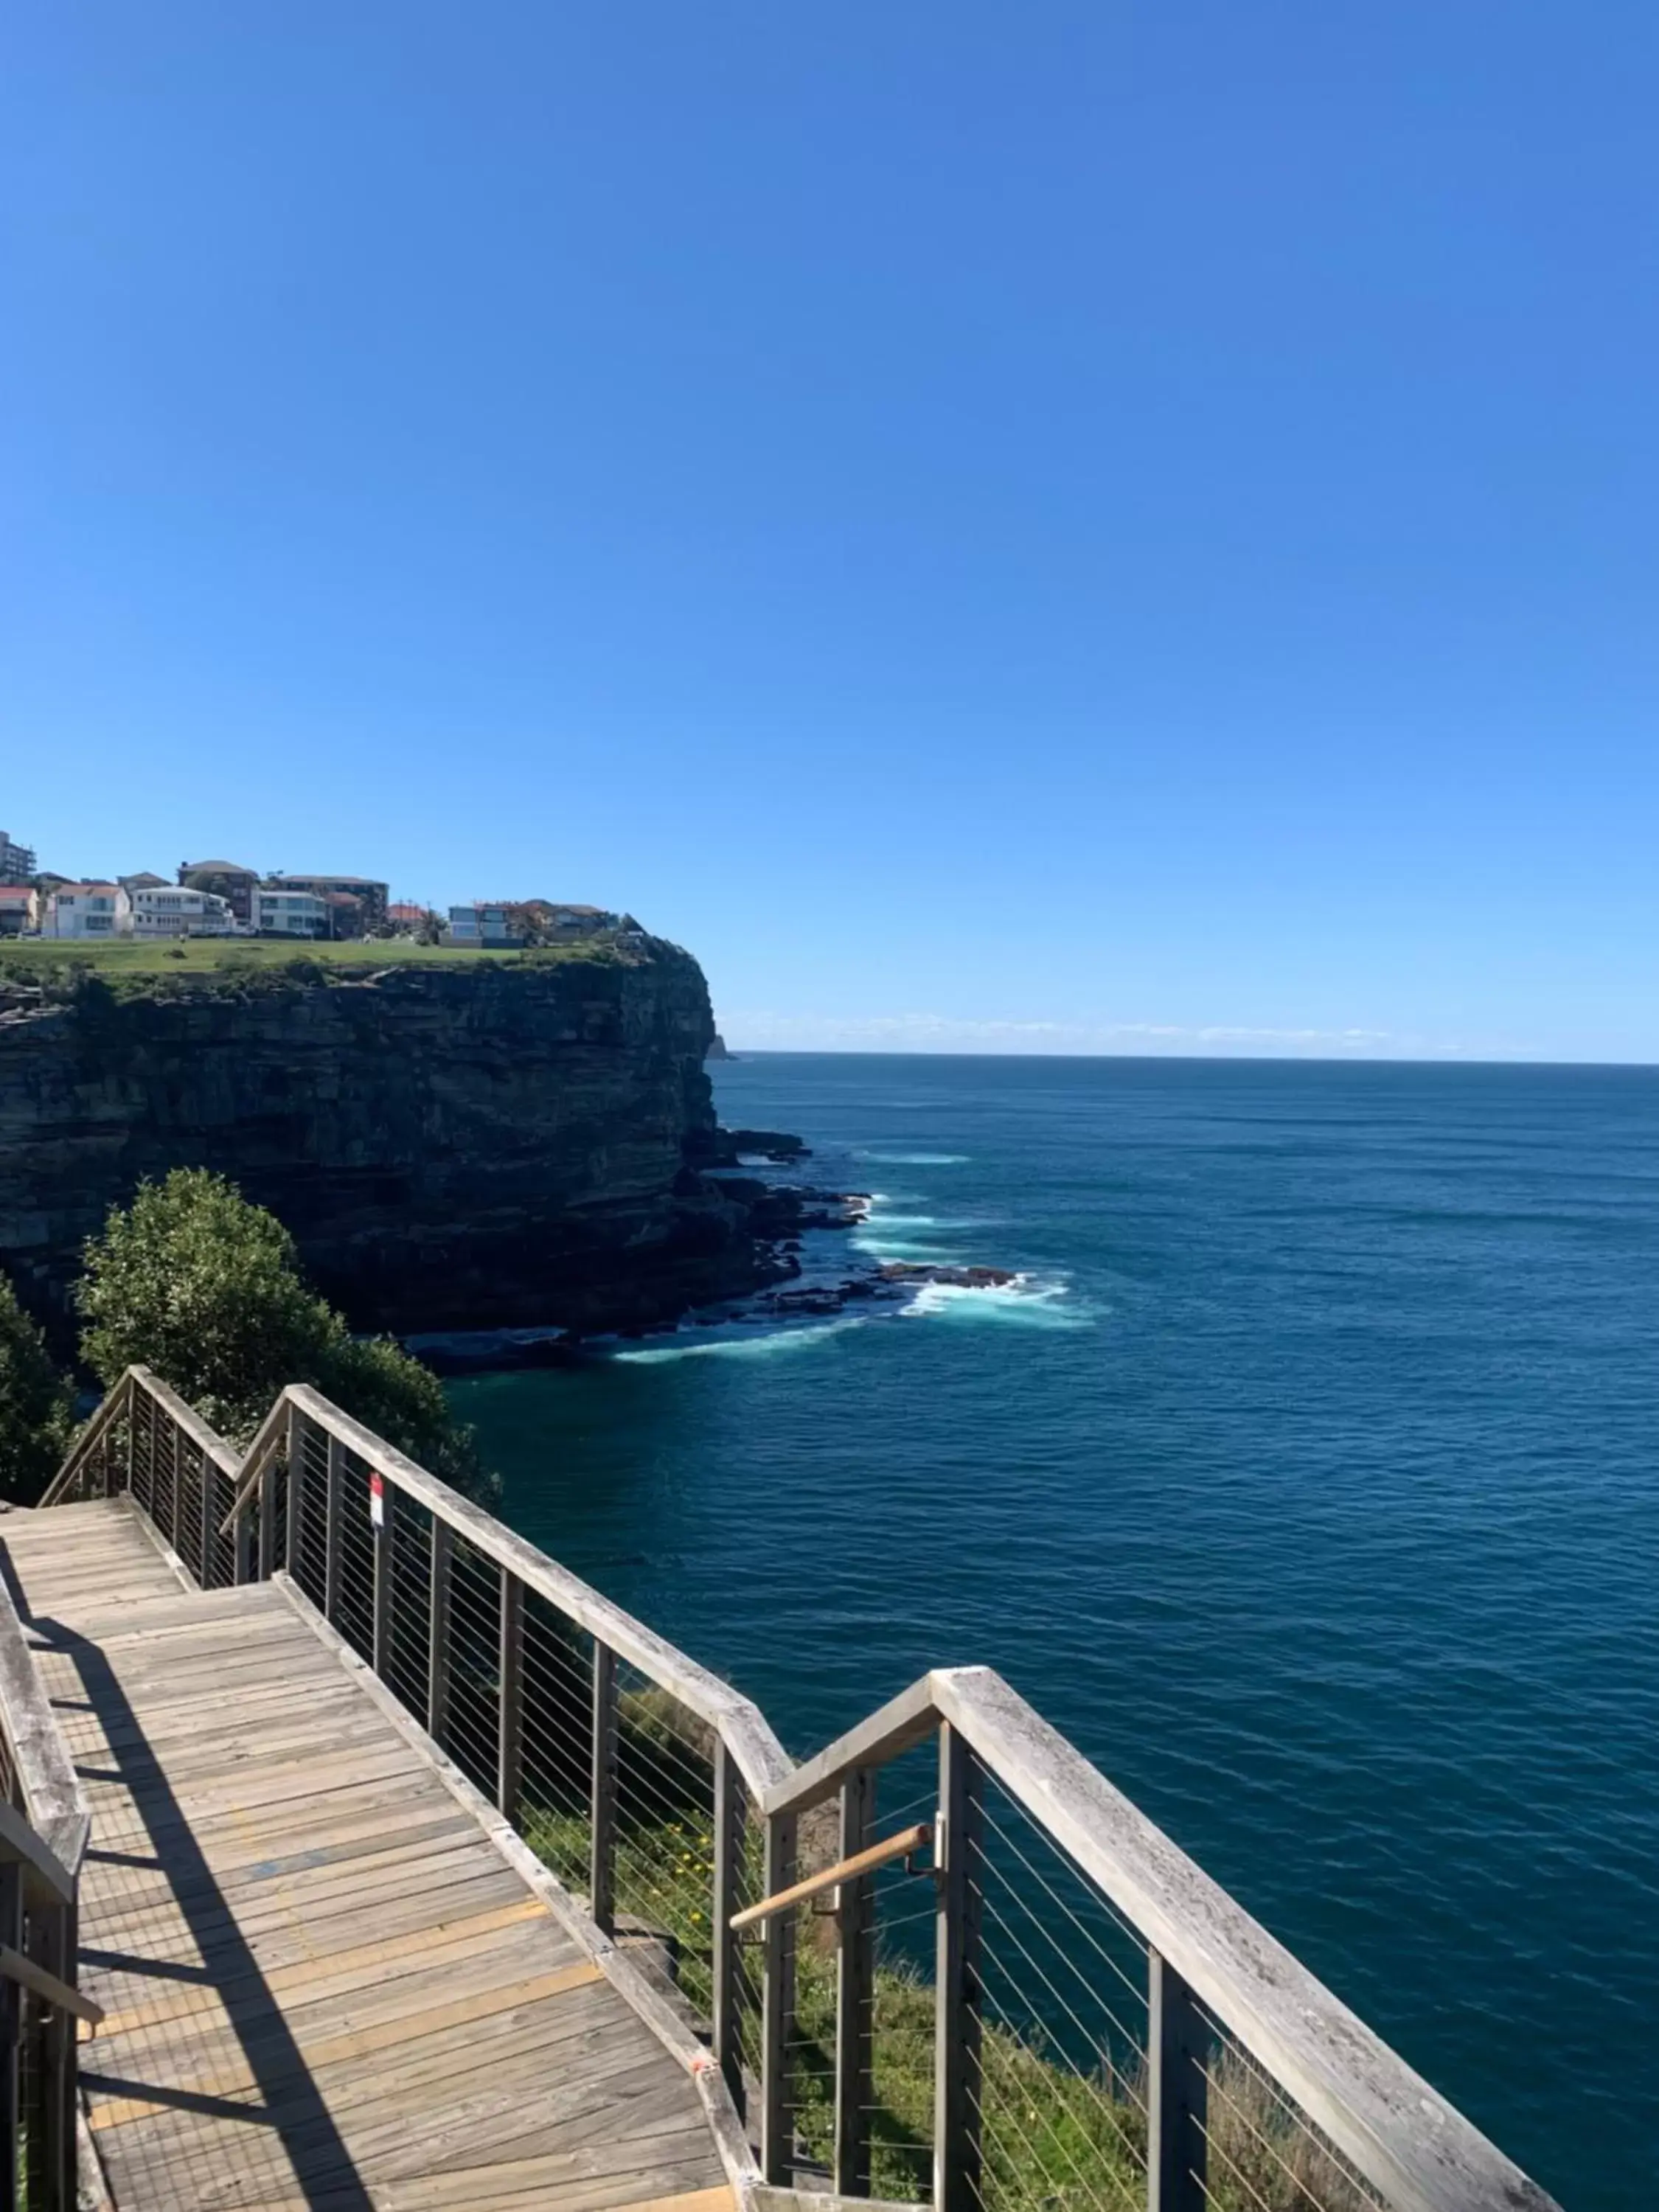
<box><xmin>5</xmin><ymin>3</ymin><xmax>1656</xmax><ymax>1060</ymax></box>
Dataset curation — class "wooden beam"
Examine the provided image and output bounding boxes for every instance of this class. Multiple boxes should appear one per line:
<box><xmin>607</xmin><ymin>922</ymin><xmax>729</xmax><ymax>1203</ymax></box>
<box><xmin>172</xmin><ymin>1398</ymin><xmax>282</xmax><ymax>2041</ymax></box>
<box><xmin>759</xmin><ymin>1676</ymin><xmax>940</xmax><ymax>1821</ymax></box>
<box><xmin>0</xmin><ymin>1800</ymin><xmax>75</xmax><ymax>1907</ymax></box>
<box><xmin>0</xmin><ymin>1579</ymin><xmax>89</xmax><ymax>1877</ymax></box>
<box><xmin>127</xmin><ymin>1367</ymin><xmax>240</xmax><ymax>1482</ymax></box>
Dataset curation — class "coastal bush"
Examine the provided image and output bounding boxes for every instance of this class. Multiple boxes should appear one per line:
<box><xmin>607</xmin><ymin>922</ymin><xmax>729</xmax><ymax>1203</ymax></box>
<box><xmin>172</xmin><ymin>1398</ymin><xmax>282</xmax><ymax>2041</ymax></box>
<box><xmin>77</xmin><ymin>1169</ymin><xmax>495</xmax><ymax>1502</ymax></box>
<box><xmin>0</xmin><ymin>1274</ymin><xmax>74</xmax><ymax>1506</ymax></box>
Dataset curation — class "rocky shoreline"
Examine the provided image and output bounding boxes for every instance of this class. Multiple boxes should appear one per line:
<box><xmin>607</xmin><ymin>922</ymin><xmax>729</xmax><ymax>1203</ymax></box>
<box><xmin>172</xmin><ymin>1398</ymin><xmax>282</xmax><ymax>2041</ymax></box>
<box><xmin>408</xmin><ymin>1148</ymin><xmax>1018</xmax><ymax>1376</ymax></box>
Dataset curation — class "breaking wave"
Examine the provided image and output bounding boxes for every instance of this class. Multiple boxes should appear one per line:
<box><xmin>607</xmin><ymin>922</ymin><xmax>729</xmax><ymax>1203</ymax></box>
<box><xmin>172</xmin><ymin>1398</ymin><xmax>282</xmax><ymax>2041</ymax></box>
<box><xmin>612</xmin><ymin>1319</ymin><xmax>863</xmax><ymax>1364</ymax></box>
<box><xmin>900</xmin><ymin>1275</ymin><xmax>1089</xmax><ymax>1329</ymax></box>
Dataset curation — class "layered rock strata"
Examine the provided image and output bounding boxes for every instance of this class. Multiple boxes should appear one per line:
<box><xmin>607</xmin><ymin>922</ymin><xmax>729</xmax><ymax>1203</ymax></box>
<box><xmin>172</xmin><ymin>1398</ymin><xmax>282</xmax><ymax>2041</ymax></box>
<box><xmin>0</xmin><ymin>947</ymin><xmax>794</xmax><ymax>1343</ymax></box>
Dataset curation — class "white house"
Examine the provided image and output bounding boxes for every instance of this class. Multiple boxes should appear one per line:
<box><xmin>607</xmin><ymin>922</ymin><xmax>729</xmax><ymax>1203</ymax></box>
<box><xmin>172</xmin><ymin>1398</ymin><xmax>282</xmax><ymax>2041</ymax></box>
<box><xmin>116</xmin><ymin>886</ymin><xmax>237</xmax><ymax>938</ymax></box>
<box><xmin>37</xmin><ymin>884</ymin><xmax>119</xmax><ymax>939</ymax></box>
<box><xmin>448</xmin><ymin>903</ymin><xmax>523</xmax><ymax>947</ymax></box>
<box><xmin>253</xmin><ymin>888</ymin><xmax>330</xmax><ymax>938</ymax></box>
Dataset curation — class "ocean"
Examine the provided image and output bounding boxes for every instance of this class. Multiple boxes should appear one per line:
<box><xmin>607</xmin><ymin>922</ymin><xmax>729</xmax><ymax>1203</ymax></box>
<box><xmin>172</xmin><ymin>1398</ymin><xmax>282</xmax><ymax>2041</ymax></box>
<box><xmin>451</xmin><ymin>1052</ymin><xmax>1659</xmax><ymax>2209</ymax></box>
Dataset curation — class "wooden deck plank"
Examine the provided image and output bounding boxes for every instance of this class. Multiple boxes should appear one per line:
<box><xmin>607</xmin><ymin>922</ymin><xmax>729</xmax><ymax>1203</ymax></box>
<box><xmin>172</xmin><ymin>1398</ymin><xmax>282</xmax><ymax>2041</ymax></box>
<box><xmin>0</xmin><ymin>1518</ymin><xmax>730</xmax><ymax>2212</ymax></box>
<box><xmin>94</xmin><ymin>1918</ymin><xmax>594</xmax><ymax>2077</ymax></box>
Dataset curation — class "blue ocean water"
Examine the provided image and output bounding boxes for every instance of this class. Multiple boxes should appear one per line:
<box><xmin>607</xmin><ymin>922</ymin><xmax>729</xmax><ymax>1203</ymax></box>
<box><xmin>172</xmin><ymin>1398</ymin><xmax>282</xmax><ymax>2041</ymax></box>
<box><xmin>453</xmin><ymin>1054</ymin><xmax>1659</xmax><ymax>2209</ymax></box>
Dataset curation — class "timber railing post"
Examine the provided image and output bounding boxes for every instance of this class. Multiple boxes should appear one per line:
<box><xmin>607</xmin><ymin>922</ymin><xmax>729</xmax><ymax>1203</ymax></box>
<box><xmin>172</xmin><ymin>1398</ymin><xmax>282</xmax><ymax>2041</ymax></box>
<box><xmin>711</xmin><ymin>1741</ymin><xmax>745</xmax><ymax>2115</ymax></box>
<box><xmin>198</xmin><ymin>1444</ymin><xmax>215</xmax><ymax>1586</ymax></box>
<box><xmin>0</xmin><ymin>1860</ymin><xmax>19</xmax><ymax>2212</ymax></box>
<box><xmin>428</xmin><ymin>1520</ymin><xmax>453</xmax><ymax>1747</ymax></box>
<box><xmin>835</xmin><ymin>1764</ymin><xmax>876</xmax><ymax>2196</ymax></box>
<box><xmin>761</xmin><ymin>1807</ymin><xmax>798</xmax><ymax>2185</ymax></box>
<box><xmin>498</xmin><ymin>1569</ymin><xmax>524</xmax><ymax>1826</ymax></box>
<box><xmin>590</xmin><ymin>1643</ymin><xmax>617</xmax><ymax>1934</ymax></box>
<box><xmin>40</xmin><ymin>1896</ymin><xmax>77</xmax><ymax>2211</ymax></box>
<box><xmin>234</xmin><ymin>1473</ymin><xmax>256</xmax><ymax>1585</ymax></box>
<box><xmin>257</xmin><ymin>1438</ymin><xmax>278</xmax><ymax>1581</ymax></box>
<box><xmin>934</xmin><ymin>1722</ymin><xmax>984</xmax><ymax>2212</ymax></box>
<box><xmin>118</xmin><ymin>1371</ymin><xmax>135</xmax><ymax>1499</ymax></box>
<box><xmin>170</xmin><ymin>1418</ymin><xmax>185</xmax><ymax>1559</ymax></box>
<box><xmin>323</xmin><ymin>1435</ymin><xmax>345</xmax><ymax>1623</ymax></box>
<box><xmin>1148</xmin><ymin>1948</ymin><xmax>1208</xmax><ymax>2212</ymax></box>
<box><xmin>372</xmin><ymin>1472</ymin><xmax>392</xmax><ymax>1677</ymax></box>
<box><xmin>284</xmin><ymin>1404</ymin><xmax>304</xmax><ymax>1575</ymax></box>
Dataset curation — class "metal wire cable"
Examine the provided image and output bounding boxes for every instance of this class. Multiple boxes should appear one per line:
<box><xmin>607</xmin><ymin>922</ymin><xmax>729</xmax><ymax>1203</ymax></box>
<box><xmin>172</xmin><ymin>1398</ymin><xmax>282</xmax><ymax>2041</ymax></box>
<box><xmin>977</xmin><ymin>1976</ymin><xmax>1148</xmax><ymax>2183</ymax></box>
<box><xmin>972</xmin><ymin>1878</ymin><xmax>1150</xmax><ymax>2107</ymax></box>
<box><xmin>969</xmin><ymin>2049</ymin><xmax>1144</xmax><ymax>2212</ymax></box>
<box><xmin>977</xmin><ymin>1799</ymin><xmax>1149</xmax><ymax>2008</ymax></box>
<box><xmin>1200</xmin><ymin>2049</ymin><xmax>1376</xmax><ymax>2212</ymax></box>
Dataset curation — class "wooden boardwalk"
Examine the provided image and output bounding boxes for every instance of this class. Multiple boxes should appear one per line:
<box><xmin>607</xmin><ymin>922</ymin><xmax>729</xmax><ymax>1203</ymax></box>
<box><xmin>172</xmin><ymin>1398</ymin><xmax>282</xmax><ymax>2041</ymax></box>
<box><xmin>1</xmin><ymin>1498</ymin><xmax>734</xmax><ymax>2212</ymax></box>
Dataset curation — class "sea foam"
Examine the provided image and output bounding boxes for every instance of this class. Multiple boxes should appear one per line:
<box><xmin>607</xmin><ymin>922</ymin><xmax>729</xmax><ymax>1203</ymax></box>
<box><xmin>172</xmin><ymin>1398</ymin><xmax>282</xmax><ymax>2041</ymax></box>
<box><xmin>612</xmin><ymin>1318</ymin><xmax>862</xmax><ymax>1364</ymax></box>
<box><xmin>900</xmin><ymin>1275</ymin><xmax>1089</xmax><ymax>1329</ymax></box>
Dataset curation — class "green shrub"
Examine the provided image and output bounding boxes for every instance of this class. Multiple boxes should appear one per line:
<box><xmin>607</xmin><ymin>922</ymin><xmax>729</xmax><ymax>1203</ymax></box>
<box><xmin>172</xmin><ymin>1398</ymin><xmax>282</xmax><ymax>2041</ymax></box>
<box><xmin>76</xmin><ymin>1169</ymin><xmax>494</xmax><ymax>1502</ymax></box>
<box><xmin>0</xmin><ymin>1276</ymin><xmax>74</xmax><ymax>1506</ymax></box>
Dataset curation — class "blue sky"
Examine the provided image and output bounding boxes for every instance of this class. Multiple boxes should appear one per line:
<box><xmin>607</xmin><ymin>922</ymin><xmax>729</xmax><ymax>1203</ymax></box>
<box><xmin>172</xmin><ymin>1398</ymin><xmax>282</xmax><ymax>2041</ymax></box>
<box><xmin>5</xmin><ymin>2</ymin><xmax>1657</xmax><ymax>1060</ymax></box>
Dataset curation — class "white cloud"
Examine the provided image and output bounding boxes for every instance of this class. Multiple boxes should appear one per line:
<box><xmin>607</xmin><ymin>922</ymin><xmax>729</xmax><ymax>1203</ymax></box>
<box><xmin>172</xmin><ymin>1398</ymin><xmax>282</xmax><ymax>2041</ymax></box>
<box><xmin>716</xmin><ymin>1012</ymin><xmax>1512</xmax><ymax>1058</ymax></box>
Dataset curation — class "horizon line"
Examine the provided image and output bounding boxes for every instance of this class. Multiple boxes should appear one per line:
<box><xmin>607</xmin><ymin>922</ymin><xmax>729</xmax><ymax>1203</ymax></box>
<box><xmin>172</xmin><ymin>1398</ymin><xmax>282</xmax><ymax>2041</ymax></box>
<box><xmin>715</xmin><ymin>1045</ymin><xmax>1659</xmax><ymax>1071</ymax></box>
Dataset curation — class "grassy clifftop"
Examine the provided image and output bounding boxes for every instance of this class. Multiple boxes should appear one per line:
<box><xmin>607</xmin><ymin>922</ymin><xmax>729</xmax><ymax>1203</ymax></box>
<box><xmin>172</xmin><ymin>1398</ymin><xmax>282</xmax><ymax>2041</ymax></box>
<box><xmin>0</xmin><ymin>936</ymin><xmax>634</xmax><ymax>995</ymax></box>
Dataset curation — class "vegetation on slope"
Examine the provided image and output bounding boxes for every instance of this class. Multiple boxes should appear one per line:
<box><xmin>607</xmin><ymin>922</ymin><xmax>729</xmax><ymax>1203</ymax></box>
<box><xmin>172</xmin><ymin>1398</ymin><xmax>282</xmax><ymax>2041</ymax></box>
<box><xmin>0</xmin><ymin>1276</ymin><xmax>74</xmax><ymax>1506</ymax></box>
<box><xmin>518</xmin><ymin>1792</ymin><xmax>1364</xmax><ymax>2212</ymax></box>
<box><xmin>77</xmin><ymin>1170</ymin><xmax>495</xmax><ymax>1501</ymax></box>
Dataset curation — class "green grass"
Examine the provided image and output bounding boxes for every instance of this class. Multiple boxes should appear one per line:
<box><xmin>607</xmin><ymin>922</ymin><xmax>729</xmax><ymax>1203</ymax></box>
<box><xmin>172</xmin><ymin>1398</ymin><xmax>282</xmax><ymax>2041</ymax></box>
<box><xmin>1</xmin><ymin>936</ymin><xmax>582</xmax><ymax>973</ymax></box>
<box><xmin>519</xmin><ymin>1804</ymin><xmax>1371</xmax><ymax>2212</ymax></box>
<box><xmin>520</xmin><ymin>1805</ymin><xmax>1146</xmax><ymax>2207</ymax></box>
<box><xmin>0</xmin><ymin>935</ymin><xmax>636</xmax><ymax>992</ymax></box>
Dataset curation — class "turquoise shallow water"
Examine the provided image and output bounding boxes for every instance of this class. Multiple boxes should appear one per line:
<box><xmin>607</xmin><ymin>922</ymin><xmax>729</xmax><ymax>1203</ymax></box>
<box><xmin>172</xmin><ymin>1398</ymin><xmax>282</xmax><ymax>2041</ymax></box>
<box><xmin>453</xmin><ymin>1053</ymin><xmax>1659</xmax><ymax>2209</ymax></box>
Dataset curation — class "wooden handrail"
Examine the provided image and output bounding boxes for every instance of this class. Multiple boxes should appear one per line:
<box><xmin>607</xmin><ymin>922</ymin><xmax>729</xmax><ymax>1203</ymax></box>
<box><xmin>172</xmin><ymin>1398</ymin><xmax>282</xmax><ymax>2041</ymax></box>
<box><xmin>218</xmin><ymin>1385</ymin><xmax>793</xmax><ymax>1803</ymax></box>
<box><xmin>39</xmin><ymin>1371</ymin><xmax>131</xmax><ymax>1509</ymax></box>
<box><xmin>0</xmin><ymin>1946</ymin><xmax>102</xmax><ymax>2026</ymax></box>
<box><xmin>0</xmin><ymin>1801</ymin><xmax>75</xmax><ymax>1907</ymax></box>
<box><xmin>125</xmin><ymin>1366</ymin><xmax>242</xmax><ymax>1481</ymax></box>
<box><xmin>215</xmin><ymin>1402</ymin><xmax>289</xmax><ymax>1537</ymax></box>
<box><xmin>765</xmin><ymin>1669</ymin><xmax>1556</xmax><ymax>2212</ymax></box>
<box><xmin>730</xmin><ymin>1821</ymin><xmax>933</xmax><ymax>1932</ymax></box>
<box><xmin>0</xmin><ymin>1571</ymin><xmax>89</xmax><ymax>1878</ymax></box>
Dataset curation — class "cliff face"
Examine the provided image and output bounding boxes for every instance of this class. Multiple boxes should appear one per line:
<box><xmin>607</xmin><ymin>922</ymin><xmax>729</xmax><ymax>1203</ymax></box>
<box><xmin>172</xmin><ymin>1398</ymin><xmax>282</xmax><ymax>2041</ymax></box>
<box><xmin>0</xmin><ymin>945</ymin><xmax>774</xmax><ymax>1340</ymax></box>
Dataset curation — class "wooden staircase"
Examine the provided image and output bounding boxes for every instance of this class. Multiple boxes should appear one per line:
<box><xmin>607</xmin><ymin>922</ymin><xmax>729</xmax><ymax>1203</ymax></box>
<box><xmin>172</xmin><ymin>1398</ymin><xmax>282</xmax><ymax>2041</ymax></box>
<box><xmin>4</xmin><ymin>1497</ymin><xmax>737</xmax><ymax>2212</ymax></box>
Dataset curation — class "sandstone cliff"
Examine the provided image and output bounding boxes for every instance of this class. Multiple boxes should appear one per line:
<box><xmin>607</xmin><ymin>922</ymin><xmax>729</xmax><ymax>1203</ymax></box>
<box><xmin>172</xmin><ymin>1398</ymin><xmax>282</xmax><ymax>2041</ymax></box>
<box><xmin>0</xmin><ymin>945</ymin><xmax>782</xmax><ymax>1343</ymax></box>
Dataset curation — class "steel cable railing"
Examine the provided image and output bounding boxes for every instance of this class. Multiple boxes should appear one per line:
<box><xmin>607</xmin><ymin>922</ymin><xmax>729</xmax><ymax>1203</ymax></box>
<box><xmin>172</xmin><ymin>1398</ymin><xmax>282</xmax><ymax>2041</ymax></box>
<box><xmin>42</xmin><ymin>1371</ymin><xmax>1563</xmax><ymax>2212</ymax></box>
